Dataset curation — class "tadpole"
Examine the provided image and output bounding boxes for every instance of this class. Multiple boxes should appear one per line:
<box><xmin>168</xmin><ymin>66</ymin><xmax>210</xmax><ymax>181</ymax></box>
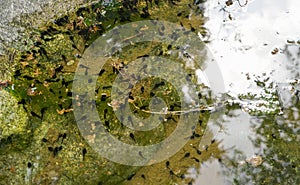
<box><xmin>82</xmin><ymin>148</ymin><xmax>87</xmax><ymax>160</ymax></box>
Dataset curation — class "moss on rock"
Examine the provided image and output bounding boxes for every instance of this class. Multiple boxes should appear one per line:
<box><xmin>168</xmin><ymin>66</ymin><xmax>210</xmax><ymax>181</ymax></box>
<box><xmin>0</xmin><ymin>90</ymin><xmax>29</xmax><ymax>140</ymax></box>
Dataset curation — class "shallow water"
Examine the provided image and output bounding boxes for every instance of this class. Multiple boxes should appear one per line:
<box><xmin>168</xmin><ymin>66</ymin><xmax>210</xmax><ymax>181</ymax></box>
<box><xmin>0</xmin><ymin>0</ymin><xmax>299</xmax><ymax>184</ymax></box>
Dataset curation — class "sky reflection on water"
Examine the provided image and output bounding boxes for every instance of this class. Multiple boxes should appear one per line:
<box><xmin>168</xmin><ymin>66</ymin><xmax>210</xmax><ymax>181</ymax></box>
<box><xmin>189</xmin><ymin>0</ymin><xmax>300</xmax><ymax>184</ymax></box>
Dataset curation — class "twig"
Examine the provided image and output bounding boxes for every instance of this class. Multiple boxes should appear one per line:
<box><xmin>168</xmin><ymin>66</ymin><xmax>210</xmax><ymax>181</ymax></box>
<box><xmin>237</xmin><ymin>0</ymin><xmax>248</xmax><ymax>7</ymax></box>
<box><xmin>130</xmin><ymin>101</ymin><xmax>222</xmax><ymax>115</ymax></box>
<box><xmin>121</xmin><ymin>32</ymin><xmax>143</xmax><ymax>43</ymax></box>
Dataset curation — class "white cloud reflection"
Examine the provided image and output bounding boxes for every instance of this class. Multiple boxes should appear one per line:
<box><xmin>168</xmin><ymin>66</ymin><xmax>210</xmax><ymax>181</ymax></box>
<box><xmin>188</xmin><ymin>0</ymin><xmax>300</xmax><ymax>184</ymax></box>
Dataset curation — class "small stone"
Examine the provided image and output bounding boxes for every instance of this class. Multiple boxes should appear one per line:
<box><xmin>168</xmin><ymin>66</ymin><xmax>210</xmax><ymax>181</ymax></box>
<box><xmin>246</xmin><ymin>155</ymin><xmax>263</xmax><ymax>167</ymax></box>
<box><xmin>67</xmin><ymin>60</ymin><xmax>75</xmax><ymax>66</ymax></box>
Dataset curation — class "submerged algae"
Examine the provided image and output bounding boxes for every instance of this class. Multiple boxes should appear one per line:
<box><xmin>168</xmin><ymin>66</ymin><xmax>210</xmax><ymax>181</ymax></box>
<box><xmin>0</xmin><ymin>0</ymin><xmax>212</xmax><ymax>184</ymax></box>
<box><xmin>3</xmin><ymin>0</ymin><xmax>297</xmax><ymax>184</ymax></box>
<box><xmin>0</xmin><ymin>90</ymin><xmax>28</xmax><ymax>140</ymax></box>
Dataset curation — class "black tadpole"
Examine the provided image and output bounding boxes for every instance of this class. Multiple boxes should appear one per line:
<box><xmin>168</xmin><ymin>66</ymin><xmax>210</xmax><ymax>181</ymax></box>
<box><xmin>129</xmin><ymin>133</ymin><xmax>135</xmax><ymax>141</ymax></box>
<box><xmin>192</xmin><ymin>157</ymin><xmax>200</xmax><ymax>162</ymax></box>
<box><xmin>61</xmin><ymin>133</ymin><xmax>67</xmax><ymax>143</ymax></box>
<box><xmin>53</xmin><ymin>146</ymin><xmax>63</xmax><ymax>156</ymax></box>
<box><xmin>82</xmin><ymin>148</ymin><xmax>87</xmax><ymax>160</ymax></box>
<box><xmin>138</xmin><ymin>151</ymin><xmax>146</xmax><ymax>159</ymax></box>
<box><xmin>166</xmin><ymin>161</ymin><xmax>170</xmax><ymax>169</ymax></box>
<box><xmin>184</xmin><ymin>152</ymin><xmax>190</xmax><ymax>158</ymax></box>
<box><xmin>127</xmin><ymin>173</ymin><xmax>136</xmax><ymax>181</ymax></box>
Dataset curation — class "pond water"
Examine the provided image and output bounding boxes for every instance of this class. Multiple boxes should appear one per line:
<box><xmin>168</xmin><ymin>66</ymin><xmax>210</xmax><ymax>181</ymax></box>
<box><xmin>0</xmin><ymin>0</ymin><xmax>299</xmax><ymax>184</ymax></box>
<box><xmin>205</xmin><ymin>0</ymin><xmax>300</xmax><ymax>93</ymax></box>
<box><xmin>189</xmin><ymin>0</ymin><xmax>300</xmax><ymax>184</ymax></box>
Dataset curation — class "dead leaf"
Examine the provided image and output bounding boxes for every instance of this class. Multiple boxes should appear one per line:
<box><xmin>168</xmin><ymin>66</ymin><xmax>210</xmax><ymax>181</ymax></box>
<box><xmin>56</xmin><ymin>108</ymin><xmax>73</xmax><ymax>115</ymax></box>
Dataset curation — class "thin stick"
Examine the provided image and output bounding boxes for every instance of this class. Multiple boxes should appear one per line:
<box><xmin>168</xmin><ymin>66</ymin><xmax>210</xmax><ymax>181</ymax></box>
<box><xmin>237</xmin><ymin>0</ymin><xmax>248</xmax><ymax>7</ymax></box>
<box><xmin>130</xmin><ymin>101</ymin><xmax>222</xmax><ymax>115</ymax></box>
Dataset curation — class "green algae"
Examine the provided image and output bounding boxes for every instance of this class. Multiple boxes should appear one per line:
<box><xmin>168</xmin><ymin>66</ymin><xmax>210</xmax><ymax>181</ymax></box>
<box><xmin>0</xmin><ymin>0</ymin><xmax>211</xmax><ymax>184</ymax></box>
<box><xmin>0</xmin><ymin>90</ymin><xmax>29</xmax><ymax>140</ymax></box>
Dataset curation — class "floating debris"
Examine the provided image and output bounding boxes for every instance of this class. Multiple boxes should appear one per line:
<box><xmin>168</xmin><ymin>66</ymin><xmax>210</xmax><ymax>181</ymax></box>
<box><xmin>67</xmin><ymin>60</ymin><xmax>75</xmax><ymax>66</ymax></box>
<box><xmin>56</xmin><ymin>108</ymin><xmax>73</xmax><ymax>115</ymax></box>
<box><xmin>246</xmin><ymin>155</ymin><xmax>263</xmax><ymax>167</ymax></box>
<box><xmin>271</xmin><ymin>48</ymin><xmax>279</xmax><ymax>55</ymax></box>
<box><xmin>225</xmin><ymin>0</ymin><xmax>233</xmax><ymax>6</ymax></box>
<box><xmin>27</xmin><ymin>87</ymin><xmax>38</xmax><ymax>96</ymax></box>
